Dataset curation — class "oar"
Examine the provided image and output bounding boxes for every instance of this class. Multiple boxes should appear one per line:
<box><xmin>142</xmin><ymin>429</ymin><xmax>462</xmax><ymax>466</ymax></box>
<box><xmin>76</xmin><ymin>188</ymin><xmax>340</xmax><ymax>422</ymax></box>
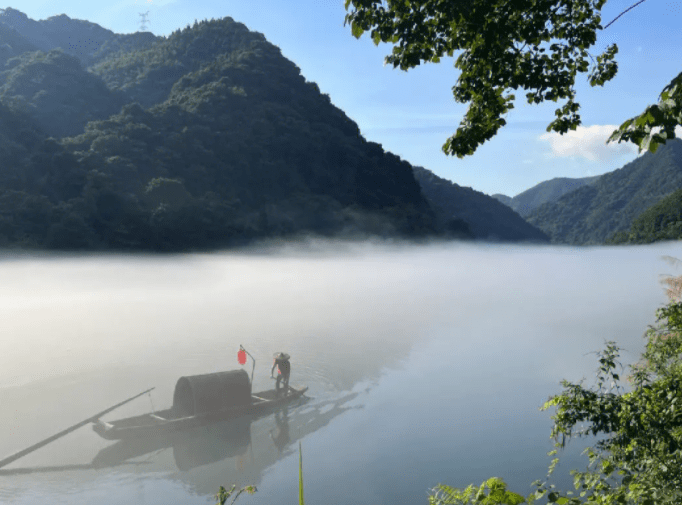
<box><xmin>0</xmin><ymin>387</ymin><xmax>155</xmax><ymax>469</ymax></box>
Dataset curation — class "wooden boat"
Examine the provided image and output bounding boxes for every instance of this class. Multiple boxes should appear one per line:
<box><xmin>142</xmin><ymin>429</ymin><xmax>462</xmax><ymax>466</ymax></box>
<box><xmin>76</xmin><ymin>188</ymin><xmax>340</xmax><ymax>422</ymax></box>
<box><xmin>92</xmin><ymin>370</ymin><xmax>308</xmax><ymax>440</ymax></box>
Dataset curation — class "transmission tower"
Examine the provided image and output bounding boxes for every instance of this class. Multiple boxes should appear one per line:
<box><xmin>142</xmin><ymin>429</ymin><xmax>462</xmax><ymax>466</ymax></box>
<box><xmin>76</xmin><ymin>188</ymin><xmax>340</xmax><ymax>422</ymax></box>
<box><xmin>138</xmin><ymin>11</ymin><xmax>150</xmax><ymax>32</ymax></box>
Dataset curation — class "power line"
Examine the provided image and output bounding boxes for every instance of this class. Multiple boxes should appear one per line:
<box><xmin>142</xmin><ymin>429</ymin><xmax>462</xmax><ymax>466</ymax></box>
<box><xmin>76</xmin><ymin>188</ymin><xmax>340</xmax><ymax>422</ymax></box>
<box><xmin>603</xmin><ymin>0</ymin><xmax>649</xmax><ymax>30</ymax></box>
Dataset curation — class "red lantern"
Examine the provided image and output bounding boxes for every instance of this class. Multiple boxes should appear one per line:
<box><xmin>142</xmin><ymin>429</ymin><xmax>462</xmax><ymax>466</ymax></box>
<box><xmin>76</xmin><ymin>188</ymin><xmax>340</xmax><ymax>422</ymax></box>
<box><xmin>237</xmin><ymin>349</ymin><xmax>247</xmax><ymax>365</ymax></box>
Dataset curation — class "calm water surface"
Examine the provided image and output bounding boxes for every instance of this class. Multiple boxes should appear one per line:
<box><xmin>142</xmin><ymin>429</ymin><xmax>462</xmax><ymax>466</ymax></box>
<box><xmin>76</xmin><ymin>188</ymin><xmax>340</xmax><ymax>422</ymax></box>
<box><xmin>0</xmin><ymin>240</ymin><xmax>679</xmax><ymax>504</ymax></box>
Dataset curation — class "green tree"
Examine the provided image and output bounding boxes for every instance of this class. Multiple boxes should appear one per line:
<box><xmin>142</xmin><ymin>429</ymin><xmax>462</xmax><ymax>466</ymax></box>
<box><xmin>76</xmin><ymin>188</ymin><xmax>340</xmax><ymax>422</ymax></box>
<box><xmin>527</xmin><ymin>308</ymin><xmax>682</xmax><ymax>505</ymax></box>
<box><xmin>344</xmin><ymin>0</ymin><xmax>681</xmax><ymax>157</ymax></box>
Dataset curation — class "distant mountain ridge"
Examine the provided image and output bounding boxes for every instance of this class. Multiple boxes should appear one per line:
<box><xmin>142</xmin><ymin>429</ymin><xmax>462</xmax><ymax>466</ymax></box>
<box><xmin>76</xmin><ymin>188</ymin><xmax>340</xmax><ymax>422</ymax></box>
<box><xmin>0</xmin><ymin>7</ymin><xmax>157</xmax><ymax>67</ymax></box>
<box><xmin>413</xmin><ymin>167</ymin><xmax>550</xmax><ymax>243</ymax></box>
<box><xmin>525</xmin><ymin>139</ymin><xmax>682</xmax><ymax>244</ymax></box>
<box><xmin>491</xmin><ymin>175</ymin><xmax>601</xmax><ymax>217</ymax></box>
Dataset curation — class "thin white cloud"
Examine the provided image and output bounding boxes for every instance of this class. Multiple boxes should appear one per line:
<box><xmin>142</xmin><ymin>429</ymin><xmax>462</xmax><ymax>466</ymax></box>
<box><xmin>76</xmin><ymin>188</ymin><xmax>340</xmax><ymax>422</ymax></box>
<box><xmin>539</xmin><ymin>125</ymin><xmax>682</xmax><ymax>162</ymax></box>
<box><xmin>539</xmin><ymin>124</ymin><xmax>638</xmax><ymax>162</ymax></box>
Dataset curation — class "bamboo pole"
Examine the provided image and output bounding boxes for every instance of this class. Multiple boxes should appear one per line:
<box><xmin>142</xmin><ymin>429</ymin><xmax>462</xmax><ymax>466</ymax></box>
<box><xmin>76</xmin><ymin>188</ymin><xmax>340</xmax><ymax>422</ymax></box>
<box><xmin>240</xmin><ymin>345</ymin><xmax>256</xmax><ymax>385</ymax></box>
<box><xmin>0</xmin><ymin>387</ymin><xmax>155</xmax><ymax>469</ymax></box>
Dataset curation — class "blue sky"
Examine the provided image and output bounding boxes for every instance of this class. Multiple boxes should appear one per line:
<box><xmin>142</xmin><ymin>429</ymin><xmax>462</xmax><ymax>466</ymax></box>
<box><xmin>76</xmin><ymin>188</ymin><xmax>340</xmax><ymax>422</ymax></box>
<box><xmin>3</xmin><ymin>0</ymin><xmax>682</xmax><ymax>196</ymax></box>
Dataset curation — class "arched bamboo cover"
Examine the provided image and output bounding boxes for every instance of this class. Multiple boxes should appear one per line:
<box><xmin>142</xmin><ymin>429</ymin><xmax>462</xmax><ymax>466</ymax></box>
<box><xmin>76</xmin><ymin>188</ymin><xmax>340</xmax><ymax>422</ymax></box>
<box><xmin>173</xmin><ymin>370</ymin><xmax>252</xmax><ymax>417</ymax></box>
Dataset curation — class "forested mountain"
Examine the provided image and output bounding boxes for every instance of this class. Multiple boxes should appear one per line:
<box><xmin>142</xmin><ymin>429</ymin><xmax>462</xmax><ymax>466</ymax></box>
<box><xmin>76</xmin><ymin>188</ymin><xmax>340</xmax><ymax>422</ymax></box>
<box><xmin>0</xmin><ymin>12</ymin><xmax>437</xmax><ymax>250</ymax></box>
<box><xmin>0</xmin><ymin>9</ymin><xmax>548</xmax><ymax>250</ymax></box>
<box><xmin>413</xmin><ymin>167</ymin><xmax>550</xmax><ymax>243</ymax></box>
<box><xmin>491</xmin><ymin>175</ymin><xmax>601</xmax><ymax>217</ymax></box>
<box><xmin>525</xmin><ymin>139</ymin><xmax>682</xmax><ymax>244</ymax></box>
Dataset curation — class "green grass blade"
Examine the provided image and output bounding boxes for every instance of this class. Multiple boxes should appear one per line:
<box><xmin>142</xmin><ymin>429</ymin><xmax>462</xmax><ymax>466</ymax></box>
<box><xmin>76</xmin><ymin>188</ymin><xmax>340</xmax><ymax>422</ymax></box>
<box><xmin>299</xmin><ymin>441</ymin><xmax>305</xmax><ymax>505</ymax></box>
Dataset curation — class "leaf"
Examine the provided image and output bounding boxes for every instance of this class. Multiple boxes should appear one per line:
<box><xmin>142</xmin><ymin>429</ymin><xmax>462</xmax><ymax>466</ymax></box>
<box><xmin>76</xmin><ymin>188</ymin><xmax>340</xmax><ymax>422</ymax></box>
<box><xmin>648</xmin><ymin>137</ymin><xmax>660</xmax><ymax>153</ymax></box>
<box><xmin>505</xmin><ymin>491</ymin><xmax>527</xmax><ymax>505</ymax></box>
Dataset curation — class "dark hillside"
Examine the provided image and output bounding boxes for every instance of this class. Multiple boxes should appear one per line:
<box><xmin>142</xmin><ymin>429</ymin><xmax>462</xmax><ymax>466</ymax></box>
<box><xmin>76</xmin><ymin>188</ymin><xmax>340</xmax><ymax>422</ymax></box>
<box><xmin>491</xmin><ymin>193</ymin><xmax>512</xmax><ymax>206</ymax></box>
<box><xmin>607</xmin><ymin>188</ymin><xmax>682</xmax><ymax>244</ymax></box>
<box><xmin>0</xmin><ymin>99</ymin><xmax>48</xmax><ymax>191</ymax></box>
<box><xmin>87</xmin><ymin>18</ymin><xmax>267</xmax><ymax>108</ymax></box>
<box><xmin>63</xmin><ymin>19</ymin><xmax>431</xmax><ymax>216</ymax></box>
<box><xmin>0</xmin><ymin>13</ymin><xmax>438</xmax><ymax>250</ymax></box>
<box><xmin>0</xmin><ymin>49</ymin><xmax>129</xmax><ymax>137</ymax></box>
<box><xmin>413</xmin><ymin>167</ymin><xmax>550</xmax><ymax>243</ymax></box>
<box><xmin>0</xmin><ymin>22</ymin><xmax>40</xmax><ymax>66</ymax></box>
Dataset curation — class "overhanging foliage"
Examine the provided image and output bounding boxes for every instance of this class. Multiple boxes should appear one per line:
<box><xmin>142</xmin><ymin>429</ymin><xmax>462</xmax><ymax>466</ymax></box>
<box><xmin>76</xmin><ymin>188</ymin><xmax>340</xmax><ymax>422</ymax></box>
<box><xmin>344</xmin><ymin>0</ymin><xmax>679</xmax><ymax>158</ymax></box>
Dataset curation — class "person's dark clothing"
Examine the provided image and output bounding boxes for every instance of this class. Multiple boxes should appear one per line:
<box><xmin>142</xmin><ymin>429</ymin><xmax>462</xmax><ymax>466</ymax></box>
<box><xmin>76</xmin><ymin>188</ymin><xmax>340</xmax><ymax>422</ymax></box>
<box><xmin>276</xmin><ymin>359</ymin><xmax>290</xmax><ymax>377</ymax></box>
<box><xmin>272</xmin><ymin>358</ymin><xmax>291</xmax><ymax>394</ymax></box>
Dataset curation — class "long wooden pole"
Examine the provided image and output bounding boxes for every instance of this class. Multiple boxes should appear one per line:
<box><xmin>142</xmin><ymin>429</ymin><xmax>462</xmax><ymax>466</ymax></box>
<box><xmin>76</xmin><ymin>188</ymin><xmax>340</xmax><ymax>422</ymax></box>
<box><xmin>0</xmin><ymin>387</ymin><xmax>155</xmax><ymax>469</ymax></box>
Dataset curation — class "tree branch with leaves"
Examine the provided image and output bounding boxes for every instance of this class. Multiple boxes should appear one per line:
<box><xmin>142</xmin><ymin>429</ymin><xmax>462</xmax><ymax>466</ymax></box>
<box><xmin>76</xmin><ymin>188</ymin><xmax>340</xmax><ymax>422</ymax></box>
<box><xmin>344</xmin><ymin>0</ymin><xmax>679</xmax><ymax>158</ymax></box>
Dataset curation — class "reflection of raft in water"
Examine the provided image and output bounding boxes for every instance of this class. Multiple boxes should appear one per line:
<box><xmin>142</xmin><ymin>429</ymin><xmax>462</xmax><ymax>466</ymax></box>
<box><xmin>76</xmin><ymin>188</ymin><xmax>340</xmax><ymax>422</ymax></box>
<box><xmin>92</xmin><ymin>414</ymin><xmax>254</xmax><ymax>472</ymax></box>
<box><xmin>93</xmin><ymin>370</ymin><xmax>308</xmax><ymax>441</ymax></box>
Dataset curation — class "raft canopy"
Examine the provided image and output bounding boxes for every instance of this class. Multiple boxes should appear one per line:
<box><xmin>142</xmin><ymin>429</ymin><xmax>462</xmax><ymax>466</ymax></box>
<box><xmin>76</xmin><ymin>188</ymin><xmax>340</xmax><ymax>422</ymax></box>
<box><xmin>172</xmin><ymin>370</ymin><xmax>252</xmax><ymax>417</ymax></box>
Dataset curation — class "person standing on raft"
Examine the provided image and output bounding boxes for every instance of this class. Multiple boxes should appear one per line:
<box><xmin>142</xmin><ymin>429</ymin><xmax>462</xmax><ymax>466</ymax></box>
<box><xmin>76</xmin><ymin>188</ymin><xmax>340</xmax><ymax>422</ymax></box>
<box><xmin>271</xmin><ymin>352</ymin><xmax>291</xmax><ymax>395</ymax></box>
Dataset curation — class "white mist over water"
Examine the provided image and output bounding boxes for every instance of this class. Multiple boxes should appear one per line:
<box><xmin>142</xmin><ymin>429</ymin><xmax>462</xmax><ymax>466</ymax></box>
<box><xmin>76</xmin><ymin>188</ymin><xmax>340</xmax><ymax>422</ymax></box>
<box><xmin>0</xmin><ymin>240</ymin><xmax>680</xmax><ymax>504</ymax></box>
